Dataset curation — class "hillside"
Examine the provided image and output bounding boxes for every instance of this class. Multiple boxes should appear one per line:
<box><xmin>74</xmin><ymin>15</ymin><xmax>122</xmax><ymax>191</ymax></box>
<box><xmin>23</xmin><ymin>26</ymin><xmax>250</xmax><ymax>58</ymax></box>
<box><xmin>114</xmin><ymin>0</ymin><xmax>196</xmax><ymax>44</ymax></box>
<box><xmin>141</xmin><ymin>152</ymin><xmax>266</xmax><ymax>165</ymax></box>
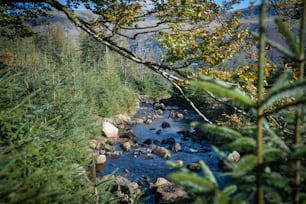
<box><xmin>28</xmin><ymin>9</ymin><xmax>98</xmax><ymax>43</ymax></box>
<box><xmin>238</xmin><ymin>4</ymin><xmax>300</xmax><ymax>63</ymax></box>
<box><xmin>27</xmin><ymin>4</ymin><xmax>299</xmax><ymax>65</ymax></box>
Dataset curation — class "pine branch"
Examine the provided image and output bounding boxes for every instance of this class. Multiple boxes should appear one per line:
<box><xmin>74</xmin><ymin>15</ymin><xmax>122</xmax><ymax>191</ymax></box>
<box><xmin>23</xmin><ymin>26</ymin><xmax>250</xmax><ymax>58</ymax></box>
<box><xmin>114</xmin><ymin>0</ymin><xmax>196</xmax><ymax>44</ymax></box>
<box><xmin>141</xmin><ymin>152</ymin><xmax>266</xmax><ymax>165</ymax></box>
<box><xmin>205</xmin><ymin>91</ymin><xmax>251</xmax><ymax>118</ymax></box>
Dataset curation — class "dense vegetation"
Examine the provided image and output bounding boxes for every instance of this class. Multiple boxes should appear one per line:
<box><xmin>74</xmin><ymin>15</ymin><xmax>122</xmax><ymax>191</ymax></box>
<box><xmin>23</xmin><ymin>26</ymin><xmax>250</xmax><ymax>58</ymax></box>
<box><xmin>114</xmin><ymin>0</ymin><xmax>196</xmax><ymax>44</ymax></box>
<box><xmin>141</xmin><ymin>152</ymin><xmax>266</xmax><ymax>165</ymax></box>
<box><xmin>166</xmin><ymin>1</ymin><xmax>306</xmax><ymax>204</ymax></box>
<box><xmin>0</xmin><ymin>23</ymin><xmax>170</xmax><ymax>203</ymax></box>
<box><xmin>1</xmin><ymin>0</ymin><xmax>306</xmax><ymax>203</ymax></box>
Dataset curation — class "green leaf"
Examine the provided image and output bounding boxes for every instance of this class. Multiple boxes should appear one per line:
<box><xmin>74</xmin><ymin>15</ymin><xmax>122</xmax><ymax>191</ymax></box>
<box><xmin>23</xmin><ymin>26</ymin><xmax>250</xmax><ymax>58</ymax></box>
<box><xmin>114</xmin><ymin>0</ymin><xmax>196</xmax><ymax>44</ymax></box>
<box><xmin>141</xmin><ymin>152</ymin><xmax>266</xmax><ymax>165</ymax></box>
<box><xmin>224</xmin><ymin>154</ymin><xmax>257</xmax><ymax>178</ymax></box>
<box><xmin>199</xmin><ymin>160</ymin><xmax>217</xmax><ymax>187</ymax></box>
<box><xmin>191</xmin><ymin>76</ymin><xmax>254</xmax><ymax>107</ymax></box>
<box><xmin>169</xmin><ymin>172</ymin><xmax>216</xmax><ymax>192</ymax></box>
<box><xmin>195</xmin><ymin>123</ymin><xmax>243</xmax><ymax>140</ymax></box>
<box><xmin>223</xmin><ymin>137</ymin><xmax>256</xmax><ymax>152</ymax></box>
<box><xmin>222</xmin><ymin>185</ymin><xmax>237</xmax><ymax>196</ymax></box>
<box><xmin>265</xmin><ymin>69</ymin><xmax>292</xmax><ymax>98</ymax></box>
<box><xmin>263</xmin><ymin>147</ymin><xmax>285</xmax><ymax>163</ymax></box>
<box><xmin>264</xmin><ymin>96</ymin><xmax>306</xmax><ymax>116</ymax></box>
<box><xmin>211</xmin><ymin>146</ymin><xmax>227</xmax><ymax>159</ymax></box>
<box><xmin>264</xmin><ymin>172</ymin><xmax>288</xmax><ymax>189</ymax></box>
<box><xmin>262</xmin><ymin>78</ymin><xmax>306</xmax><ymax>108</ymax></box>
<box><xmin>263</xmin><ymin>120</ymin><xmax>290</xmax><ymax>152</ymax></box>
<box><xmin>275</xmin><ymin>18</ymin><xmax>300</xmax><ymax>57</ymax></box>
<box><xmin>194</xmin><ymin>196</ymin><xmax>209</xmax><ymax>204</ymax></box>
<box><xmin>166</xmin><ymin>161</ymin><xmax>182</xmax><ymax>169</ymax></box>
<box><xmin>292</xmin><ymin>144</ymin><xmax>306</xmax><ymax>158</ymax></box>
<box><xmin>263</xmin><ymin>185</ymin><xmax>283</xmax><ymax>204</ymax></box>
<box><xmin>213</xmin><ymin>192</ymin><xmax>230</xmax><ymax>204</ymax></box>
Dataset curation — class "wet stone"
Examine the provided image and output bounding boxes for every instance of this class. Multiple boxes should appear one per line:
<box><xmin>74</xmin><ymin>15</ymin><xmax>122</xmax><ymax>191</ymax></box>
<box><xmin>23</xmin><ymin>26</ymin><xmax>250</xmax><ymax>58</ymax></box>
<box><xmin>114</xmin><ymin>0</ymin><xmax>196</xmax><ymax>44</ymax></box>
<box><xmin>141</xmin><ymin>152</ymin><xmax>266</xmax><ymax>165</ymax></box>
<box><xmin>161</xmin><ymin>137</ymin><xmax>175</xmax><ymax>145</ymax></box>
<box><xmin>187</xmin><ymin>163</ymin><xmax>201</xmax><ymax>171</ymax></box>
<box><xmin>161</xmin><ymin>121</ymin><xmax>171</xmax><ymax>128</ymax></box>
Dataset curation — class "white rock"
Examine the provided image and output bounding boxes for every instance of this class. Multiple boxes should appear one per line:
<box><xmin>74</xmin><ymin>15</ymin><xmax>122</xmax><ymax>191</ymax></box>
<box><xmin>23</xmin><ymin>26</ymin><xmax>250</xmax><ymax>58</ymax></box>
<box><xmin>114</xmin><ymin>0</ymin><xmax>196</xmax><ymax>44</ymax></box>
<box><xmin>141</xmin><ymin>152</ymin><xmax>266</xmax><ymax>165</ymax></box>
<box><xmin>171</xmin><ymin>142</ymin><xmax>182</xmax><ymax>152</ymax></box>
<box><xmin>102</xmin><ymin>121</ymin><xmax>119</xmax><ymax>138</ymax></box>
<box><xmin>145</xmin><ymin>118</ymin><xmax>153</xmax><ymax>124</ymax></box>
<box><xmin>152</xmin><ymin>146</ymin><xmax>171</xmax><ymax>159</ymax></box>
<box><xmin>176</xmin><ymin>113</ymin><xmax>184</xmax><ymax>119</ymax></box>
<box><xmin>175</xmin><ymin>160</ymin><xmax>183</xmax><ymax>167</ymax></box>
<box><xmin>227</xmin><ymin>150</ymin><xmax>240</xmax><ymax>162</ymax></box>
<box><xmin>133</xmin><ymin>118</ymin><xmax>144</xmax><ymax>124</ymax></box>
<box><xmin>121</xmin><ymin>141</ymin><xmax>131</xmax><ymax>151</ymax></box>
<box><xmin>95</xmin><ymin>154</ymin><xmax>107</xmax><ymax>164</ymax></box>
<box><xmin>150</xmin><ymin>177</ymin><xmax>171</xmax><ymax>189</ymax></box>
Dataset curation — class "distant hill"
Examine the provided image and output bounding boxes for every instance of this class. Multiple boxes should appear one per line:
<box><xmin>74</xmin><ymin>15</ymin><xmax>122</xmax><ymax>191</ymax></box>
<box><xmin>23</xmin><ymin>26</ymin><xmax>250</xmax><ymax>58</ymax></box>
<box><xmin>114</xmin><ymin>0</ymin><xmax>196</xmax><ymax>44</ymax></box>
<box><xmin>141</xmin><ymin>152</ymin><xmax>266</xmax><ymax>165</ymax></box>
<box><xmin>238</xmin><ymin>4</ymin><xmax>299</xmax><ymax>63</ymax></box>
<box><xmin>27</xmin><ymin>5</ymin><xmax>299</xmax><ymax>65</ymax></box>
<box><xmin>239</xmin><ymin>3</ymin><xmax>279</xmax><ymax>19</ymax></box>
<box><xmin>27</xmin><ymin>10</ymin><xmax>98</xmax><ymax>43</ymax></box>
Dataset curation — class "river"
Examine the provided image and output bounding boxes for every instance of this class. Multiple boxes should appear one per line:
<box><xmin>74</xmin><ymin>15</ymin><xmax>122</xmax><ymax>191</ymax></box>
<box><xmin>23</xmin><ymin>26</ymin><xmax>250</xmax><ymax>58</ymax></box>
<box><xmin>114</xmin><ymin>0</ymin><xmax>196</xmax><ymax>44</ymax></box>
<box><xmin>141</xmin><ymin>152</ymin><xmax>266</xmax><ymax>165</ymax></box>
<box><xmin>99</xmin><ymin>102</ymin><xmax>228</xmax><ymax>203</ymax></box>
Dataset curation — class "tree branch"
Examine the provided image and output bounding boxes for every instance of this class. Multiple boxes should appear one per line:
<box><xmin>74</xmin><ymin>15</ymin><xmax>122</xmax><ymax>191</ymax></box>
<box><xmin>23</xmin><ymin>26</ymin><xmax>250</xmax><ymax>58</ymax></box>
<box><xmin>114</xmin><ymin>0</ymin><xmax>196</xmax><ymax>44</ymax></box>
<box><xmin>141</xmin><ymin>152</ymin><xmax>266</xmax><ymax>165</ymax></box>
<box><xmin>42</xmin><ymin>0</ymin><xmax>212</xmax><ymax>122</ymax></box>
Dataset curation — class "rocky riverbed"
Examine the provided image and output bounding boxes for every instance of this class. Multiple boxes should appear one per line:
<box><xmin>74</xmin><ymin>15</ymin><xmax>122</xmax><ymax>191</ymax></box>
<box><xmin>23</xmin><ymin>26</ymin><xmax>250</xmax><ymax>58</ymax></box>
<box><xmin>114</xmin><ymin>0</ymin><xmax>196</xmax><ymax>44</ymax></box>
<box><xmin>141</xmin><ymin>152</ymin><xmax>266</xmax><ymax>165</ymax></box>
<box><xmin>88</xmin><ymin>98</ymin><xmax>239</xmax><ymax>203</ymax></box>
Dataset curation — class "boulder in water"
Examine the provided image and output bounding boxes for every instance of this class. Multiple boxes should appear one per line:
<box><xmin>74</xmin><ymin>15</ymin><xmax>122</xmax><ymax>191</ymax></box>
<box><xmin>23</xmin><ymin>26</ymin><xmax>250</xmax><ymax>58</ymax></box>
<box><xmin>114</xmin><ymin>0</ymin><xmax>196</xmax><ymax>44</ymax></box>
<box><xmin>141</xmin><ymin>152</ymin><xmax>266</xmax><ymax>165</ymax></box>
<box><xmin>155</xmin><ymin>109</ymin><xmax>164</xmax><ymax>115</ymax></box>
<box><xmin>175</xmin><ymin>160</ymin><xmax>183</xmax><ymax>167</ymax></box>
<box><xmin>176</xmin><ymin>112</ymin><xmax>184</xmax><ymax>119</ymax></box>
<box><xmin>168</xmin><ymin>110</ymin><xmax>176</xmax><ymax>118</ymax></box>
<box><xmin>161</xmin><ymin>137</ymin><xmax>175</xmax><ymax>145</ymax></box>
<box><xmin>133</xmin><ymin>118</ymin><xmax>144</xmax><ymax>124</ymax></box>
<box><xmin>171</xmin><ymin>142</ymin><xmax>182</xmax><ymax>152</ymax></box>
<box><xmin>144</xmin><ymin>153</ymin><xmax>154</xmax><ymax>159</ymax></box>
<box><xmin>187</xmin><ymin>162</ymin><xmax>201</xmax><ymax>171</ymax></box>
<box><xmin>143</xmin><ymin>139</ymin><xmax>154</xmax><ymax>145</ymax></box>
<box><xmin>227</xmin><ymin>150</ymin><xmax>240</xmax><ymax>162</ymax></box>
<box><xmin>150</xmin><ymin>177</ymin><xmax>186</xmax><ymax>204</ymax></box>
<box><xmin>106</xmin><ymin>151</ymin><xmax>121</xmax><ymax>159</ymax></box>
<box><xmin>115</xmin><ymin>176</ymin><xmax>140</xmax><ymax>198</ymax></box>
<box><xmin>120</xmin><ymin>131</ymin><xmax>138</xmax><ymax>143</ymax></box>
<box><xmin>153</xmin><ymin>102</ymin><xmax>166</xmax><ymax>111</ymax></box>
<box><xmin>145</xmin><ymin>118</ymin><xmax>153</xmax><ymax>124</ymax></box>
<box><xmin>150</xmin><ymin>177</ymin><xmax>171</xmax><ymax>189</ymax></box>
<box><xmin>121</xmin><ymin>141</ymin><xmax>131</xmax><ymax>151</ymax></box>
<box><xmin>95</xmin><ymin>154</ymin><xmax>107</xmax><ymax>164</ymax></box>
<box><xmin>152</xmin><ymin>146</ymin><xmax>171</xmax><ymax>159</ymax></box>
<box><xmin>161</xmin><ymin>121</ymin><xmax>171</xmax><ymax>128</ymax></box>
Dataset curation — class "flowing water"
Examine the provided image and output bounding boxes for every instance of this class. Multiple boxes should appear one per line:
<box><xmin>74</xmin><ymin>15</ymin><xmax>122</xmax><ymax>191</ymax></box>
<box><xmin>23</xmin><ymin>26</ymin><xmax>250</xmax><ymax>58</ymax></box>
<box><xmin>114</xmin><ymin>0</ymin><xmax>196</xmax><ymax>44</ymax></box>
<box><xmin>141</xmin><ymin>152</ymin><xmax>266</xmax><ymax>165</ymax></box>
<box><xmin>99</xmin><ymin>103</ymin><xmax>228</xmax><ymax>202</ymax></box>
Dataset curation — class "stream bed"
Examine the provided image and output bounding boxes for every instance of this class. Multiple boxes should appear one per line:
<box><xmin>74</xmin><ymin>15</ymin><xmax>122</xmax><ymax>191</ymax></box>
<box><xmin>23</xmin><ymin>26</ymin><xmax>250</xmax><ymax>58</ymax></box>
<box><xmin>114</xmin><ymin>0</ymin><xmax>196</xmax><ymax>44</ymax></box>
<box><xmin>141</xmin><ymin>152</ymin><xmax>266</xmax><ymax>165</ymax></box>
<box><xmin>99</xmin><ymin>102</ymin><xmax>228</xmax><ymax>203</ymax></box>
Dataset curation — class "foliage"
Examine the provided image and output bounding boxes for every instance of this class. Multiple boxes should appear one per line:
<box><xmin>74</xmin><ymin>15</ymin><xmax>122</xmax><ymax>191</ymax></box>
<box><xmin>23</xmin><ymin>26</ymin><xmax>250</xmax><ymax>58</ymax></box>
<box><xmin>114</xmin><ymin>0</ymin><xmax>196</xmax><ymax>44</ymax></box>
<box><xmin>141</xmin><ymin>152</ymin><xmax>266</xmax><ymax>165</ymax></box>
<box><xmin>167</xmin><ymin>160</ymin><xmax>242</xmax><ymax>204</ymax></box>
<box><xmin>155</xmin><ymin>0</ymin><xmax>248</xmax><ymax>67</ymax></box>
<box><xmin>79</xmin><ymin>32</ymin><xmax>106</xmax><ymax>67</ymax></box>
<box><xmin>1</xmin><ymin>0</ymin><xmax>306</xmax><ymax>204</ymax></box>
<box><xmin>0</xmin><ymin>24</ymin><xmax>139</xmax><ymax>203</ymax></box>
<box><xmin>94</xmin><ymin>51</ymin><xmax>138</xmax><ymax>117</ymax></box>
<box><xmin>135</xmin><ymin>71</ymin><xmax>172</xmax><ymax>99</ymax></box>
<box><xmin>167</xmin><ymin>1</ymin><xmax>306</xmax><ymax>204</ymax></box>
<box><xmin>0</xmin><ymin>65</ymin><xmax>94</xmax><ymax>203</ymax></box>
<box><xmin>0</xmin><ymin>5</ymin><xmax>35</xmax><ymax>39</ymax></box>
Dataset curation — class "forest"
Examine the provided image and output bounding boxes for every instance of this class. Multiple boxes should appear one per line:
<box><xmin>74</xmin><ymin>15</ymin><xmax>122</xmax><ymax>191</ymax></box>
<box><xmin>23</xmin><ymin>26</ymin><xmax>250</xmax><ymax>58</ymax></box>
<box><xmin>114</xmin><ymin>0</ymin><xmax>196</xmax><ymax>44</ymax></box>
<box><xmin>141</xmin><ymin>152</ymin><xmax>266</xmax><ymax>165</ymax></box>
<box><xmin>0</xmin><ymin>0</ymin><xmax>306</xmax><ymax>204</ymax></box>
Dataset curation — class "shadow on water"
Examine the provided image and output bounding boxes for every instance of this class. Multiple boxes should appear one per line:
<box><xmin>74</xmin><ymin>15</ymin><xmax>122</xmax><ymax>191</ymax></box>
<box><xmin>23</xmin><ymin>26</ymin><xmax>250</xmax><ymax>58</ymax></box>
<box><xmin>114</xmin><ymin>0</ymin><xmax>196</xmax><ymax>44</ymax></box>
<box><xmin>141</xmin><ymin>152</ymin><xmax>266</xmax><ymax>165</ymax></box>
<box><xmin>99</xmin><ymin>103</ymin><xmax>228</xmax><ymax>203</ymax></box>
